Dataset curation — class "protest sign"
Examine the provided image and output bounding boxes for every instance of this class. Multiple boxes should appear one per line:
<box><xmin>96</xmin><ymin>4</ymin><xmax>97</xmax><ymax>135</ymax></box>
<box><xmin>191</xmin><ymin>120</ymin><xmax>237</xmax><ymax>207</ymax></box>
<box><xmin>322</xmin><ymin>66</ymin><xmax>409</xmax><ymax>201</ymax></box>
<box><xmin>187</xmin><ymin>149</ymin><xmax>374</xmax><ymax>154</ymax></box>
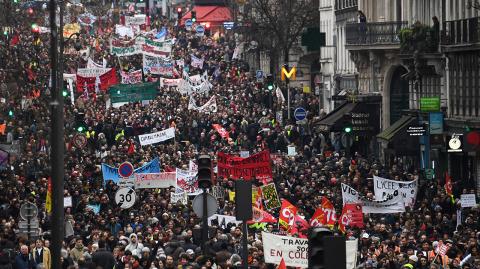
<box><xmin>76</xmin><ymin>68</ymin><xmax>118</xmax><ymax>93</ymax></box>
<box><xmin>138</xmin><ymin>127</ymin><xmax>175</xmax><ymax>146</ymax></box>
<box><xmin>191</xmin><ymin>54</ymin><xmax>204</xmax><ymax>69</ymax></box>
<box><xmin>121</xmin><ymin>70</ymin><xmax>143</xmax><ymax>84</ymax></box>
<box><xmin>86</xmin><ymin>58</ymin><xmax>103</xmax><ymax>69</ymax></box>
<box><xmin>142</xmin><ymin>39</ymin><xmax>173</xmax><ymax>57</ymax></box>
<box><xmin>240</xmin><ymin>151</ymin><xmax>250</xmax><ymax>158</ymax></box>
<box><xmin>143</xmin><ymin>54</ymin><xmax>174</xmax><ymax>76</ymax></box>
<box><xmin>176</xmin><ymin>168</ymin><xmax>201</xmax><ymax>195</ymax></box>
<box><xmin>339</xmin><ymin>203</ymin><xmax>364</xmax><ymax>231</ymax></box>
<box><xmin>217</xmin><ymin>150</ymin><xmax>273</xmax><ymax>181</ymax></box>
<box><xmin>212</xmin><ymin>124</ymin><xmax>229</xmax><ymax>139</ymax></box>
<box><xmin>125</xmin><ymin>15</ymin><xmax>146</xmax><ymax>26</ymax></box>
<box><xmin>189</xmin><ymin>160</ymin><xmax>198</xmax><ymax>171</ymax></box>
<box><xmin>77</xmin><ymin>67</ymin><xmax>112</xmax><ymax>78</ymax></box>
<box><xmin>341</xmin><ymin>183</ymin><xmax>405</xmax><ymax>214</ymax></box>
<box><xmin>252</xmin><ymin>187</ymin><xmax>263</xmax><ymax>209</ymax></box>
<box><xmin>260</xmin><ymin>183</ymin><xmax>281</xmax><ymax>210</ymax></box>
<box><xmin>262</xmin><ymin>232</ymin><xmax>308</xmax><ymax>268</ymax></box>
<box><xmin>373</xmin><ymin>176</ymin><xmax>418</xmax><ymax>207</ymax></box>
<box><xmin>208</xmin><ymin>214</ymin><xmax>242</xmax><ymax>227</ymax></box>
<box><xmin>115</xmin><ymin>25</ymin><xmax>135</xmax><ymax>38</ymax></box>
<box><xmin>210</xmin><ymin>186</ymin><xmax>224</xmax><ymax>200</ymax></box>
<box><xmin>102</xmin><ymin>158</ymin><xmax>160</xmax><ymax>184</ymax></box>
<box><xmin>64</xmin><ymin>197</ymin><xmax>72</xmax><ymax>208</ymax></box>
<box><xmin>135</xmin><ymin>172</ymin><xmax>176</xmax><ymax>189</ymax></box>
<box><xmin>171</xmin><ymin>190</ymin><xmax>188</xmax><ymax>205</ymax></box>
<box><xmin>160</xmin><ymin>78</ymin><xmax>181</xmax><ymax>87</ymax></box>
<box><xmin>188</xmin><ymin>96</ymin><xmax>217</xmax><ymax>113</ymax></box>
<box><xmin>461</xmin><ymin>194</ymin><xmax>477</xmax><ymax>207</ymax></box>
<box><xmin>249</xmin><ymin>207</ymin><xmax>277</xmax><ymax>223</ymax></box>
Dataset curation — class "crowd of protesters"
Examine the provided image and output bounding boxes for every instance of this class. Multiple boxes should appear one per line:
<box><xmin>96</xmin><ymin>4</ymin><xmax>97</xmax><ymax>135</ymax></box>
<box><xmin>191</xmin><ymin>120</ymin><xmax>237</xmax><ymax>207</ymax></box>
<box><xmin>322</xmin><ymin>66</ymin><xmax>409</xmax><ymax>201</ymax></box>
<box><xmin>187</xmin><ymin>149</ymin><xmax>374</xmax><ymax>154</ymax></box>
<box><xmin>0</xmin><ymin>3</ymin><xmax>479</xmax><ymax>269</ymax></box>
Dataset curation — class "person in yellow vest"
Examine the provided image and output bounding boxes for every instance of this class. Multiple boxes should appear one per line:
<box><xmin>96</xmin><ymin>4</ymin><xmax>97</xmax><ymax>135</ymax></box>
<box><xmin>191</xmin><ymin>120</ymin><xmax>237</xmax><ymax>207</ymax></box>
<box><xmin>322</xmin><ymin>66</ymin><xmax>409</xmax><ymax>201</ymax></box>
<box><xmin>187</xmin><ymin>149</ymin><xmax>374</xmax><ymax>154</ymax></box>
<box><xmin>86</xmin><ymin>127</ymin><xmax>96</xmax><ymax>139</ymax></box>
<box><xmin>31</xmin><ymin>239</ymin><xmax>51</xmax><ymax>269</ymax></box>
<box><xmin>115</xmin><ymin>129</ymin><xmax>125</xmax><ymax>141</ymax></box>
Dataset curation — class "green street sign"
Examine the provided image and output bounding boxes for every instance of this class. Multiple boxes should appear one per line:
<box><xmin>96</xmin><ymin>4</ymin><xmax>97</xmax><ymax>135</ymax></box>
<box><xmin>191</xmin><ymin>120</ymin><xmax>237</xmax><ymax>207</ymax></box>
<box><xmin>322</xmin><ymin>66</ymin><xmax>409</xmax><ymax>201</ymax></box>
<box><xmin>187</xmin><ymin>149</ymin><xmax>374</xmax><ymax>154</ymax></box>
<box><xmin>420</xmin><ymin>97</ymin><xmax>440</xmax><ymax>112</ymax></box>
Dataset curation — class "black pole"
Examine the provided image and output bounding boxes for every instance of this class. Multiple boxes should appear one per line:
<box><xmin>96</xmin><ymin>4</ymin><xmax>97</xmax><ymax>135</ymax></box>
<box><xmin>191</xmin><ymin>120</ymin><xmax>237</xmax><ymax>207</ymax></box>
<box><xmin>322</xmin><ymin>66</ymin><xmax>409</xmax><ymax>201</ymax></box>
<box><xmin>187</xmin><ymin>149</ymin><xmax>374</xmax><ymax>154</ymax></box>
<box><xmin>241</xmin><ymin>221</ymin><xmax>248</xmax><ymax>269</ymax></box>
<box><xmin>202</xmin><ymin>189</ymin><xmax>208</xmax><ymax>255</ymax></box>
<box><xmin>49</xmin><ymin>0</ymin><xmax>64</xmax><ymax>267</ymax></box>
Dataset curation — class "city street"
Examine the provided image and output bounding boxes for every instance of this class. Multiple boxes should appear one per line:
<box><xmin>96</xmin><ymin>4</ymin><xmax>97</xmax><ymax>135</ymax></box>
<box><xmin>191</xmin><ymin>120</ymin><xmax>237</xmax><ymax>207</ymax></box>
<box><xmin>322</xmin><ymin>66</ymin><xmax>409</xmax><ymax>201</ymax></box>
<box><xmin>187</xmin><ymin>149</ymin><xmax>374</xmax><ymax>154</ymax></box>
<box><xmin>0</xmin><ymin>0</ymin><xmax>479</xmax><ymax>269</ymax></box>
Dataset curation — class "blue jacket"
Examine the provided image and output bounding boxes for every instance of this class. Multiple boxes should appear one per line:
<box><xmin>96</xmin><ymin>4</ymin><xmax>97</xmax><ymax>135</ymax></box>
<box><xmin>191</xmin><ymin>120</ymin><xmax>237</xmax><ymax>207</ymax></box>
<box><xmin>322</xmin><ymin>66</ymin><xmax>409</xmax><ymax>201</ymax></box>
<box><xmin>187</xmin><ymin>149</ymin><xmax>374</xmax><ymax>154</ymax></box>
<box><xmin>14</xmin><ymin>253</ymin><xmax>35</xmax><ymax>269</ymax></box>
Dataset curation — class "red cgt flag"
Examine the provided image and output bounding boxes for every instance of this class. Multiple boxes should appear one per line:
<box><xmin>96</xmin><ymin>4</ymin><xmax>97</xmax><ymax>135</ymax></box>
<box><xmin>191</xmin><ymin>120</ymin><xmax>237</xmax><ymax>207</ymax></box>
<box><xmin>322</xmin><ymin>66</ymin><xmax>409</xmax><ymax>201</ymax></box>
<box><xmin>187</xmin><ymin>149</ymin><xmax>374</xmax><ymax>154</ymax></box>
<box><xmin>212</xmin><ymin>124</ymin><xmax>230</xmax><ymax>139</ymax></box>
<box><xmin>247</xmin><ymin>207</ymin><xmax>277</xmax><ymax>224</ymax></box>
<box><xmin>279</xmin><ymin>199</ymin><xmax>297</xmax><ymax>231</ymax></box>
<box><xmin>338</xmin><ymin>203</ymin><xmax>363</xmax><ymax>233</ymax></box>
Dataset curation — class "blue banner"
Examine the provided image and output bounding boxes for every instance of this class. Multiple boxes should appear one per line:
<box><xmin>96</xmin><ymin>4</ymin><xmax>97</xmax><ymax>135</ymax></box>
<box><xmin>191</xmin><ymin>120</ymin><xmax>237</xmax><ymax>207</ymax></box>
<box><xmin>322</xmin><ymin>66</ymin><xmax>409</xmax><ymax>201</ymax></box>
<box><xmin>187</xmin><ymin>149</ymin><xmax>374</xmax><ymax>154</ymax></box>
<box><xmin>102</xmin><ymin>158</ymin><xmax>160</xmax><ymax>184</ymax></box>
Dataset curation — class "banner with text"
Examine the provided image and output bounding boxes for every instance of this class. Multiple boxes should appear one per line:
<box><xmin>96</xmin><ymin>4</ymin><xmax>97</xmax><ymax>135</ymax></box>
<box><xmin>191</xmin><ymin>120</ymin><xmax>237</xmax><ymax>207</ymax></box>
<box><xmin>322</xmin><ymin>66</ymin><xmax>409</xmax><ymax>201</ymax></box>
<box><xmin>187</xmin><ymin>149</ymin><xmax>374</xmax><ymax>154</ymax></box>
<box><xmin>121</xmin><ymin>70</ymin><xmax>143</xmax><ymax>84</ymax></box>
<box><xmin>341</xmin><ymin>183</ymin><xmax>405</xmax><ymax>214</ymax></box>
<box><xmin>262</xmin><ymin>232</ymin><xmax>308</xmax><ymax>268</ymax></box>
<box><xmin>373</xmin><ymin>176</ymin><xmax>418</xmax><ymax>207</ymax></box>
<box><xmin>143</xmin><ymin>54</ymin><xmax>174</xmax><ymax>76</ymax></box>
<box><xmin>76</xmin><ymin>68</ymin><xmax>118</xmax><ymax>93</ymax></box>
<box><xmin>217</xmin><ymin>150</ymin><xmax>273</xmax><ymax>181</ymax></box>
<box><xmin>176</xmin><ymin>168</ymin><xmax>201</xmax><ymax>195</ymax></box>
<box><xmin>101</xmin><ymin>158</ymin><xmax>160</xmax><ymax>184</ymax></box>
<box><xmin>138</xmin><ymin>127</ymin><xmax>175</xmax><ymax>146</ymax></box>
<box><xmin>134</xmin><ymin>172</ymin><xmax>176</xmax><ymax>189</ymax></box>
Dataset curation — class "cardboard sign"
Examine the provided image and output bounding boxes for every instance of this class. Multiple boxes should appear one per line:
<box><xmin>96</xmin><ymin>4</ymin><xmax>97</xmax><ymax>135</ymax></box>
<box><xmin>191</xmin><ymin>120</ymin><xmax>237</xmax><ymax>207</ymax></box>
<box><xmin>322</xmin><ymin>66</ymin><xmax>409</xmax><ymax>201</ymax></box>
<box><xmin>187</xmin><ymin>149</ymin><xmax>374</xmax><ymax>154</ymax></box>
<box><xmin>260</xmin><ymin>183</ymin><xmax>281</xmax><ymax>210</ymax></box>
<box><xmin>461</xmin><ymin>194</ymin><xmax>477</xmax><ymax>207</ymax></box>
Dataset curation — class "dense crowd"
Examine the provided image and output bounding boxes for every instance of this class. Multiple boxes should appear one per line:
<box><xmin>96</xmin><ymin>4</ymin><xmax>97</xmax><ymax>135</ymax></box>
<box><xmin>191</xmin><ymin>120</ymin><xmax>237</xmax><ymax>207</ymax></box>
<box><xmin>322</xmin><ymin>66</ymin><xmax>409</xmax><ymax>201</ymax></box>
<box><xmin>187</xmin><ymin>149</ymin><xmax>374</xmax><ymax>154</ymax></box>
<box><xmin>0</xmin><ymin>4</ymin><xmax>479</xmax><ymax>269</ymax></box>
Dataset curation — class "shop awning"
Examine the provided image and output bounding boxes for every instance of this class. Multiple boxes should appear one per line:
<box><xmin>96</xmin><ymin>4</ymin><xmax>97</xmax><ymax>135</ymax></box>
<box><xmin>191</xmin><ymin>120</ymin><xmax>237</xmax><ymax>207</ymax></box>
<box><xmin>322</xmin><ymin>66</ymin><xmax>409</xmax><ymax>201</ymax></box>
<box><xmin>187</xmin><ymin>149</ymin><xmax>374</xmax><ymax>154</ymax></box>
<box><xmin>314</xmin><ymin>102</ymin><xmax>357</xmax><ymax>132</ymax></box>
<box><xmin>377</xmin><ymin>116</ymin><xmax>416</xmax><ymax>142</ymax></box>
<box><xmin>181</xmin><ymin>6</ymin><xmax>232</xmax><ymax>25</ymax></box>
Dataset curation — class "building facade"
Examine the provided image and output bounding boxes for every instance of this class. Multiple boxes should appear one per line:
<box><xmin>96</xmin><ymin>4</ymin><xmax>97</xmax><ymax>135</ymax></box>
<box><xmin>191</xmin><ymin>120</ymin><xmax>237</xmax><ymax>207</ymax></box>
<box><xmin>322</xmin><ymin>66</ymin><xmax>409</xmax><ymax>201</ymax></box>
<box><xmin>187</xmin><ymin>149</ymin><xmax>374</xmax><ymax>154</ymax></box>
<box><xmin>341</xmin><ymin>0</ymin><xmax>480</xmax><ymax>192</ymax></box>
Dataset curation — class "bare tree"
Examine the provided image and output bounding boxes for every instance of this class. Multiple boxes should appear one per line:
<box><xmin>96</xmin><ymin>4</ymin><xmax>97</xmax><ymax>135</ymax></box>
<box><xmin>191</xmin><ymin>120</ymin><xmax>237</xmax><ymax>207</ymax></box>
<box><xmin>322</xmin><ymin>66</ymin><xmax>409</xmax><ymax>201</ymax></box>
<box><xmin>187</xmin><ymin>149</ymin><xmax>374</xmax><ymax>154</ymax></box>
<box><xmin>241</xmin><ymin>0</ymin><xmax>319</xmax><ymax>73</ymax></box>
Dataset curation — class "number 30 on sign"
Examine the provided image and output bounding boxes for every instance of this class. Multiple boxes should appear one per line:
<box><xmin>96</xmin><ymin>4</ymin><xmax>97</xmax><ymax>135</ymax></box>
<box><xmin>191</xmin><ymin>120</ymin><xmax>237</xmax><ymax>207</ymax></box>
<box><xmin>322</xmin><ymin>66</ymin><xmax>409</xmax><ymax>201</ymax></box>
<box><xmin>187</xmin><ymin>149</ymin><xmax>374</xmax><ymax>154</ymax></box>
<box><xmin>115</xmin><ymin>187</ymin><xmax>136</xmax><ymax>209</ymax></box>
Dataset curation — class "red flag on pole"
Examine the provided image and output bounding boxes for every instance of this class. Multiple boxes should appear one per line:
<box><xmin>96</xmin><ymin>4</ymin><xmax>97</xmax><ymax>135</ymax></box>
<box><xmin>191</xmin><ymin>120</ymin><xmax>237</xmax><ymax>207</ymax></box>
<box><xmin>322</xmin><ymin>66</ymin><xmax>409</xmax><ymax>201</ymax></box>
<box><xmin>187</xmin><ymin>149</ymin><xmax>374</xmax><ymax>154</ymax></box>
<box><xmin>279</xmin><ymin>199</ymin><xmax>297</xmax><ymax>231</ymax></box>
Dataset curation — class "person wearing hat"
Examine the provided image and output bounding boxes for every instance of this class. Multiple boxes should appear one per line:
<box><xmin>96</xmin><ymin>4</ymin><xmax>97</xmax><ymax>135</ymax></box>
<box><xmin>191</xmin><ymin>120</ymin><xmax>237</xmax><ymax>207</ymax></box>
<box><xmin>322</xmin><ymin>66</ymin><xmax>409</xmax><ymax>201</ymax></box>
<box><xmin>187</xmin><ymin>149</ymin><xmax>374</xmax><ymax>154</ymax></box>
<box><xmin>125</xmin><ymin>234</ymin><xmax>144</xmax><ymax>259</ymax></box>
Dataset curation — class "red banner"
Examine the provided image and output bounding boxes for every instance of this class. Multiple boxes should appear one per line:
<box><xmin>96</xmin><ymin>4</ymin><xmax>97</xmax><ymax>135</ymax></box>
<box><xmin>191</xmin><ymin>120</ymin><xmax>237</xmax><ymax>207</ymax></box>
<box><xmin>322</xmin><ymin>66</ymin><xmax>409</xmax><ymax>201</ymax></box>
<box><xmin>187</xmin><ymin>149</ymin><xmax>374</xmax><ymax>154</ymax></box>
<box><xmin>76</xmin><ymin>68</ymin><xmax>118</xmax><ymax>93</ymax></box>
<box><xmin>217</xmin><ymin>150</ymin><xmax>273</xmax><ymax>181</ymax></box>
<box><xmin>279</xmin><ymin>199</ymin><xmax>297</xmax><ymax>231</ymax></box>
<box><xmin>212</xmin><ymin>124</ymin><xmax>230</xmax><ymax>139</ymax></box>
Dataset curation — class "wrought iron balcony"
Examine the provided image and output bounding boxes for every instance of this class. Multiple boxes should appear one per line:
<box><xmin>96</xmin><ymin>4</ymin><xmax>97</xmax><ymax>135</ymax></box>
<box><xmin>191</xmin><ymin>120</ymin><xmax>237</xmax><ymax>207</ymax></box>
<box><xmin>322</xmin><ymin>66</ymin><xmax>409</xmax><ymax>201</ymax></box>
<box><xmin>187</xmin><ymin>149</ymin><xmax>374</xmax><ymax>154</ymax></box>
<box><xmin>346</xmin><ymin>21</ymin><xmax>408</xmax><ymax>46</ymax></box>
<box><xmin>442</xmin><ymin>17</ymin><xmax>480</xmax><ymax>45</ymax></box>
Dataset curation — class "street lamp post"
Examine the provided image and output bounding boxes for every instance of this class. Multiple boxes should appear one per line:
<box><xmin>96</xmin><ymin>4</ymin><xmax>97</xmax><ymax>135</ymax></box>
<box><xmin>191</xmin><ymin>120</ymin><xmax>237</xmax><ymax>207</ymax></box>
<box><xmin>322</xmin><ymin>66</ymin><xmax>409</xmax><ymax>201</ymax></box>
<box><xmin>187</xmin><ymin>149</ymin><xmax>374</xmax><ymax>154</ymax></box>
<box><xmin>49</xmin><ymin>0</ymin><xmax>63</xmax><ymax>267</ymax></box>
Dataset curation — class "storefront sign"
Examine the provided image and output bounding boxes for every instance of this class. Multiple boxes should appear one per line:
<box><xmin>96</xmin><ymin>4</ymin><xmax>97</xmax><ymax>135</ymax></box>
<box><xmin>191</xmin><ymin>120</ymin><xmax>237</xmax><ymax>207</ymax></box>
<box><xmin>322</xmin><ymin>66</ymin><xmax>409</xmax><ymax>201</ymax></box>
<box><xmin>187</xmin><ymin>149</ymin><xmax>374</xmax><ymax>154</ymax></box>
<box><xmin>447</xmin><ymin>133</ymin><xmax>463</xmax><ymax>153</ymax></box>
<box><xmin>407</xmin><ymin>125</ymin><xmax>426</xmax><ymax>136</ymax></box>
<box><xmin>420</xmin><ymin>97</ymin><xmax>440</xmax><ymax>112</ymax></box>
<box><xmin>429</xmin><ymin>112</ymin><xmax>444</xmax><ymax>135</ymax></box>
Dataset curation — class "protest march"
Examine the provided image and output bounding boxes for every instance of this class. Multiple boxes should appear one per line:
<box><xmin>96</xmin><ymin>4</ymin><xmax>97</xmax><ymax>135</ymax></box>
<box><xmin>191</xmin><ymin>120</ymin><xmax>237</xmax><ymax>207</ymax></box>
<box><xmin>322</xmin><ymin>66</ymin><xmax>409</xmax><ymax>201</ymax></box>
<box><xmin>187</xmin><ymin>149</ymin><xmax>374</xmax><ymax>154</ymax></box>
<box><xmin>0</xmin><ymin>1</ymin><xmax>478</xmax><ymax>269</ymax></box>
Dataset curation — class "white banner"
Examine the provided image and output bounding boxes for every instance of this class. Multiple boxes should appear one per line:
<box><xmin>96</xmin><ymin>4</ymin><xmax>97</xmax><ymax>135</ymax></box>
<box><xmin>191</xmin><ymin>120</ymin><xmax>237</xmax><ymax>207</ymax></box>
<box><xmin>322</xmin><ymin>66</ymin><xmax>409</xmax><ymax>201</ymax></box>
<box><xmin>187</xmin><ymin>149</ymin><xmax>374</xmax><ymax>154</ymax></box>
<box><xmin>77</xmin><ymin>68</ymin><xmax>111</xmax><ymax>78</ymax></box>
<box><xmin>143</xmin><ymin>54</ymin><xmax>174</xmax><ymax>76</ymax></box>
<box><xmin>176</xmin><ymin>168</ymin><xmax>201</xmax><ymax>195</ymax></box>
<box><xmin>373</xmin><ymin>176</ymin><xmax>418</xmax><ymax>207</ymax></box>
<box><xmin>262</xmin><ymin>232</ymin><xmax>308</xmax><ymax>268</ymax></box>
<box><xmin>208</xmin><ymin>214</ymin><xmax>242</xmax><ymax>226</ymax></box>
<box><xmin>115</xmin><ymin>24</ymin><xmax>135</xmax><ymax>38</ymax></box>
<box><xmin>87</xmin><ymin>58</ymin><xmax>103</xmax><ymax>68</ymax></box>
<box><xmin>135</xmin><ymin>172</ymin><xmax>177</xmax><ymax>189</ymax></box>
<box><xmin>188</xmin><ymin>96</ymin><xmax>217</xmax><ymax>113</ymax></box>
<box><xmin>138</xmin><ymin>127</ymin><xmax>175</xmax><ymax>146</ymax></box>
<box><xmin>341</xmin><ymin>183</ymin><xmax>405</xmax><ymax>214</ymax></box>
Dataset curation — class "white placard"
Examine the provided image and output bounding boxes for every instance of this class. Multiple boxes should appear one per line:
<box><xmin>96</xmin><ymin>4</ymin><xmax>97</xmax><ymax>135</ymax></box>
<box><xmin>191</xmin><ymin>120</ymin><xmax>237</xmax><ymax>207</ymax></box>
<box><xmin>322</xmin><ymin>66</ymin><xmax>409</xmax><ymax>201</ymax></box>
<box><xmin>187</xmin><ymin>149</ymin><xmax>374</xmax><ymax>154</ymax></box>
<box><xmin>64</xmin><ymin>197</ymin><xmax>72</xmax><ymax>208</ymax></box>
<box><xmin>287</xmin><ymin>146</ymin><xmax>296</xmax><ymax>156</ymax></box>
<box><xmin>461</xmin><ymin>194</ymin><xmax>477</xmax><ymax>207</ymax></box>
<box><xmin>240</xmin><ymin>151</ymin><xmax>250</xmax><ymax>158</ymax></box>
<box><xmin>76</xmin><ymin>68</ymin><xmax>111</xmax><ymax>78</ymax></box>
<box><xmin>138</xmin><ymin>127</ymin><xmax>175</xmax><ymax>146</ymax></box>
<box><xmin>373</xmin><ymin>176</ymin><xmax>418</xmax><ymax>207</ymax></box>
<box><xmin>171</xmin><ymin>190</ymin><xmax>188</xmax><ymax>205</ymax></box>
<box><xmin>262</xmin><ymin>232</ymin><xmax>308</xmax><ymax>268</ymax></box>
<box><xmin>135</xmin><ymin>172</ymin><xmax>176</xmax><ymax>189</ymax></box>
<box><xmin>208</xmin><ymin>214</ymin><xmax>242</xmax><ymax>226</ymax></box>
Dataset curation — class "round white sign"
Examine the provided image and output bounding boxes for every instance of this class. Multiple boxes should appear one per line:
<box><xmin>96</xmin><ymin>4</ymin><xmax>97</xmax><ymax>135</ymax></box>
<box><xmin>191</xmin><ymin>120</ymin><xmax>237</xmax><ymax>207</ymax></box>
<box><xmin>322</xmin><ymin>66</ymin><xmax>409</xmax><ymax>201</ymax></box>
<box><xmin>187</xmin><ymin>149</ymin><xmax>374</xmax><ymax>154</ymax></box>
<box><xmin>115</xmin><ymin>188</ymin><xmax>136</xmax><ymax>209</ymax></box>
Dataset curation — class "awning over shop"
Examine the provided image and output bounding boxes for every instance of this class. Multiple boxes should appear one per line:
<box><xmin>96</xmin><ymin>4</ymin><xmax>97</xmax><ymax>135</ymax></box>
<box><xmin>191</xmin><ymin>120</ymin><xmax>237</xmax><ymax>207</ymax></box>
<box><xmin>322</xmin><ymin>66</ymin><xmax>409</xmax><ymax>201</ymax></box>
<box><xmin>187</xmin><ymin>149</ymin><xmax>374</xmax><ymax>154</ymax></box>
<box><xmin>315</xmin><ymin>102</ymin><xmax>357</xmax><ymax>132</ymax></box>
<box><xmin>377</xmin><ymin>115</ymin><xmax>416</xmax><ymax>142</ymax></box>
<box><xmin>181</xmin><ymin>6</ymin><xmax>232</xmax><ymax>26</ymax></box>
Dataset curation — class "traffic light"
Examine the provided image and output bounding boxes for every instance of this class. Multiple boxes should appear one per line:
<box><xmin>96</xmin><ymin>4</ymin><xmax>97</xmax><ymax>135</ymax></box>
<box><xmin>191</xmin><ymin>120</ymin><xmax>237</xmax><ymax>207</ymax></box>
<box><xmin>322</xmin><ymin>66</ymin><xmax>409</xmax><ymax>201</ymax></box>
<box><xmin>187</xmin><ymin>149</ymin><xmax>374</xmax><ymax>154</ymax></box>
<box><xmin>3</xmin><ymin>30</ymin><xmax>7</xmax><ymax>36</ymax></box>
<box><xmin>343</xmin><ymin>114</ymin><xmax>352</xmax><ymax>133</ymax></box>
<box><xmin>62</xmin><ymin>89</ymin><xmax>68</xmax><ymax>97</ymax></box>
<box><xmin>27</xmin><ymin>8</ymin><xmax>34</xmax><ymax>15</ymax></box>
<box><xmin>204</xmin><ymin>22</ymin><xmax>211</xmax><ymax>36</ymax></box>
<box><xmin>266</xmin><ymin>74</ymin><xmax>274</xmax><ymax>91</ymax></box>
<box><xmin>191</xmin><ymin>10</ymin><xmax>196</xmax><ymax>22</ymax></box>
<box><xmin>74</xmin><ymin>112</ymin><xmax>86</xmax><ymax>133</ymax></box>
<box><xmin>8</xmin><ymin>110</ymin><xmax>13</xmax><ymax>117</ymax></box>
<box><xmin>197</xmin><ymin>155</ymin><xmax>212</xmax><ymax>189</ymax></box>
<box><xmin>177</xmin><ymin>7</ymin><xmax>182</xmax><ymax>19</ymax></box>
<box><xmin>31</xmin><ymin>23</ymin><xmax>39</xmax><ymax>33</ymax></box>
<box><xmin>309</xmin><ymin>228</ymin><xmax>346</xmax><ymax>269</ymax></box>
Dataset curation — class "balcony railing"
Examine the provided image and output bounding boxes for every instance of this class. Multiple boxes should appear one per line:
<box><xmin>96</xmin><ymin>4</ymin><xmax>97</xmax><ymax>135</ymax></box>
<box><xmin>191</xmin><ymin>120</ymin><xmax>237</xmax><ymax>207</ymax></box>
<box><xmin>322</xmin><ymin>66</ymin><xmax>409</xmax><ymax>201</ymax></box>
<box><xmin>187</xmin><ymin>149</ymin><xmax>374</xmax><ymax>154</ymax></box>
<box><xmin>334</xmin><ymin>0</ymin><xmax>357</xmax><ymax>11</ymax></box>
<box><xmin>442</xmin><ymin>17</ymin><xmax>480</xmax><ymax>45</ymax></box>
<box><xmin>346</xmin><ymin>21</ymin><xmax>408</xmax><ymax>46</ymax></box>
